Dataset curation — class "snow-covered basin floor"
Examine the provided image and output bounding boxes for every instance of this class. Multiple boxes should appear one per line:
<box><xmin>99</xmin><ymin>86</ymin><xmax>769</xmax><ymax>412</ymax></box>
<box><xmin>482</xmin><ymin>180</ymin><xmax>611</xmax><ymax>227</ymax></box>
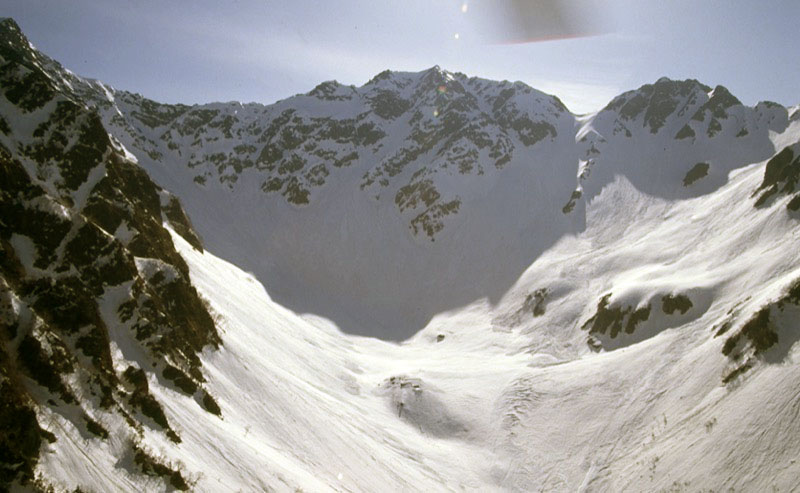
<box><xmin>40</xmin><ymin>155</ymin><xmax>800</xmax><ymax>491</ymax></box>
<box><xmin>159</xmin><ymin>153</ymin><xmax>800</xmax><ymax>491</ymax></box>
<box><xmin>167</xmin><ymin>196</ymin><xmax>800</xmax><ymax>492</ymax></box>
<box><xmin>169</xmin><ymin>232</ymin><xmax>533</xmax><ymax>492</ymax></box>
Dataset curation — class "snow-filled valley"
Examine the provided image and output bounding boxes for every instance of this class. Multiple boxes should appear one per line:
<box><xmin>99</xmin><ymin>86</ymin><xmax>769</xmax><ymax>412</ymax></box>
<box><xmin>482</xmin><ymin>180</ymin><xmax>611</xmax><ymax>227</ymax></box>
<box><xmin>2</xmin><ymin>16</ymin><xmax>800</xmax><ymax>492</ymax></box>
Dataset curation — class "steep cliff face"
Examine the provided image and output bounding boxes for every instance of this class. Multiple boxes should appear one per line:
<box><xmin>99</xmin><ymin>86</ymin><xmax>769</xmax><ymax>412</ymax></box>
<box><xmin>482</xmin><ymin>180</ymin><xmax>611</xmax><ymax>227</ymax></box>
<box><xmin>0</xmin><ymin>18</ymin><xmax>219</xmax><ymax>489</ymax></box>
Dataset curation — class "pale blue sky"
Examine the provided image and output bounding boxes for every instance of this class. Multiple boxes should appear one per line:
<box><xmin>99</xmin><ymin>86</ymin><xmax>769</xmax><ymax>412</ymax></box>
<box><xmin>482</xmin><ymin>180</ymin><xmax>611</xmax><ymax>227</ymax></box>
<box><xmin>4</xmin><ymin>1</ymin><xmax>799</xmax><ymax>113</ymax></box>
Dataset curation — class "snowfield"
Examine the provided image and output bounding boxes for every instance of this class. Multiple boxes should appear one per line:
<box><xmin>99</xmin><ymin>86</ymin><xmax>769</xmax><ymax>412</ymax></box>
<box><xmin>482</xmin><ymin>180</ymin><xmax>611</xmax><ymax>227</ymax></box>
<box><xmin>38</xmin><ymin>138</ymin><xmax>800</xmax><ymax>490</ymax></box>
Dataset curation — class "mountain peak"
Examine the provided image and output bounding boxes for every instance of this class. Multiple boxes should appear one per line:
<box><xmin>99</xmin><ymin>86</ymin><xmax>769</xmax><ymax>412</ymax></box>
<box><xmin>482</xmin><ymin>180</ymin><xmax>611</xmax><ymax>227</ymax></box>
<box><xmin>0</xmin><ymin>17</ymin><xmax>21</xmax><ymax>30</ymax></box>
<box><xmin>0</xmin><ymin>17</ymin><xmax>31</xmax><ymax>51</ymax></box>
<box><xmin>601</xmin><ymin>77</ymin><xmax>717</xmax><ymax>133</ymax></box>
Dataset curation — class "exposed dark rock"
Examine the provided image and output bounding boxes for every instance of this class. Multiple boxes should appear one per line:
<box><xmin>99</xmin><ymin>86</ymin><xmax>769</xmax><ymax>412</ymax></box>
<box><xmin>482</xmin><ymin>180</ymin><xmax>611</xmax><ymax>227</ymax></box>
<box><xmin>787</xmin><ymin>194</ymin><xmax>800</xmax><ymax>211</ymax></box>
<box><xmin>625</xmin><ymin>305</ymin><xmax>651</xmax><ymax>334</ymax></box>
<box><xmin>707</xmin><ymin>118</ymin><xmax>722</xmax><ymax>137</ymax></box>
<box><xmin>132</xmin><ymin>442</ymin><xmax>189</xmax><ymax>490</ymax></box>
<box><xmin>409</xmin><ymin>198</ymin><xmax>461</xmax><ymax>240</ymax></box>
<box><xmin>17</xmin><ymin>334</ymin><xmax>77</xmax><ymax>404</ymax></box>
<box><xmin>162</xmin><ymin>365</ymin><xmax>198</xmax><ymax>396</ymax></box>
<box><xmin>754</xmin><ymin>143</ymin><xmax>800</xmax><ymax>209</ymax></box>
<box><xmin>604</xmin><ymin>78</ymin><xmax>711</xmax><ymax>134</ymax></box>
<box><xmin>201</xmin><ymin>391</ymin><xmax>222</xmax><ymax>417</ymax></box>
<box><xmin>84</xmin><ymin>416</ymin><xmax>109</xmax><ymax>439</ymax></box>
<box><xmin>581</xmin><ymin>293</ymin><xmax>651</xmax><ymax>339</ymax></box>
<box><xmin>722</xmin><ymin>361</ymin><xmax>752</xmax><ymax>384</ymax></box>
<box><xmin>0</xmin><ymin>22</ymin><xmax>220</xmax><ymax>474</ymax></box>
<box><xmin>719</xmin><ymin>278</ymin><xmax>800</xmax><ymax>380</ymax></box>
<box><xmin>662</xmin><ymin>294</ymin><xmax>694</xmax><ymax>314</ymax></box>
<box><xmin>0</xmin><ymin>20</ymin><xmax>56</xmax><ymax>112</ymax></box>
<box><xmin>523</xmin><ymin>288</ymin><xmax>549</xmax><ymax>317</ymax></box>
<box><xmin>0</xmin><ymin>365</ymin><xmax>51</xmax><ymax>486</ymax></box>
<box><xmin>691</xmin><ymin>85</ymin><xmax>741</xmax><ymax>122</ymax></box>
<box><xmin>683</xmin><ymin>163</ymin><xmax>709</xmax><ymax>187</ymax></box>
<box><xmin>309</xmin><ymin>80</ymin><xmax>354</xmax><ymax>101</ymax></box>
<box><xmin>739</xmin><ymin>308</ymin><xmax>778</xmax><ymax>354</ymax></box>
<box><xmin>562</xmin><ymin>190</ymin><xmax>582</xmax><ymax>214</ymax></box>
<box><xmin>124</xmin><ymin>367</ymin><xmax>180</xmax><ymax>442</ymax></box>
<box><xmin>162</xmin><ymin>194</ymin><xmax>204</xmax><ymax>251</ymax></box>
<box><xmin>369</xmin><ymin>90</ymin><xmax>411</xmax><ymax>120</ymax></box>
<box><xmin>396</xmin><ymin>179</ymin><xmax>440</xmax><ymax>212</ymax></box>
<box><xmin>675</xmin><ymin>124</ymin><xmax>695</xmax><ymax>140</ymax></box>
<box><xmin>714</xmin><ymin>319</ymin><xmax>732</xmax><ymax>338</ymax></box>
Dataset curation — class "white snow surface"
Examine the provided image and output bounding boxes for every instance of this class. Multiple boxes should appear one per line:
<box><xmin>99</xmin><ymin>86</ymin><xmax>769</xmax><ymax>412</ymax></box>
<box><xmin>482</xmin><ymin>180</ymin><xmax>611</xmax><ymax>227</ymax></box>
<box><xmin>36</xmin><ymin>134</ymin><xmax>800</xmax><ymax>490</ymax></box>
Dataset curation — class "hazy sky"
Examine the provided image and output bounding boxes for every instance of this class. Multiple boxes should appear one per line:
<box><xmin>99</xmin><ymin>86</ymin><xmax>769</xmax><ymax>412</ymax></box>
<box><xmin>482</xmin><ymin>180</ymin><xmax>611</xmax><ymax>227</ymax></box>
<box><xmin>4</xmin><ymin>1</ymin><xmax>799</xmax><ymax>114</ymax></box>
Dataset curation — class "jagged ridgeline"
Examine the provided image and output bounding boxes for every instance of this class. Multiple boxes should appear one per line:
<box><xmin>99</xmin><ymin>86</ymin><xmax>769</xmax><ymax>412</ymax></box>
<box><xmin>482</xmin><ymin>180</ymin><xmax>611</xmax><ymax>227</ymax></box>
<box><xmin>98</xmin><ymin>72</ymin><xmax>569</xmax><ymax>241</ymax></box>
<box><xmin>0</xmin><ymin>18</ymin><xmax>219</xmax><ymax>488</ymax></box>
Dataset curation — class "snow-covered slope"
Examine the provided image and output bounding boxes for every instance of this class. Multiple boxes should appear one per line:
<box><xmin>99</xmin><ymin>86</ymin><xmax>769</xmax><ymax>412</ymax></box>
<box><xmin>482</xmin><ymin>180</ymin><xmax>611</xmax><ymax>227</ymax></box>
<box><xmin>2</xmin><ymin>16</ymin><xmax>800</xmax><ymax>492</ymax></box>
<box><xmin>34</xmin><ymin>157</ymin><xmax>800</xmax><ymax>491</ymax></box>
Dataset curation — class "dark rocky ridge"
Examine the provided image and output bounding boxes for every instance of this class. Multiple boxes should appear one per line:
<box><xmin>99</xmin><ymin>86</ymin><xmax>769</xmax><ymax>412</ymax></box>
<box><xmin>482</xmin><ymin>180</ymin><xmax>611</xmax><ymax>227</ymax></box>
<box><xmin>753</xmin><ymin>140</ymin><xmax>800</xmax><ymax>210</ymax></box>
<box><xmin>74</xmin><ymin>62</ymin><xmax>571</xmax><ymax>240</ymax></box>
<box><xmin>719</xmin><ymin>277</ymin><xmax>800</xmax><ymax>383</ymax></box>
<box><xmin>603</xmin><ymin>77</ymin><xmax>712</xmax><ymax>135</ymax></box>
<box><xmin>0</xmin><ymin>18</ymin><xmax>219</xmax><ymax>488</ymax></box>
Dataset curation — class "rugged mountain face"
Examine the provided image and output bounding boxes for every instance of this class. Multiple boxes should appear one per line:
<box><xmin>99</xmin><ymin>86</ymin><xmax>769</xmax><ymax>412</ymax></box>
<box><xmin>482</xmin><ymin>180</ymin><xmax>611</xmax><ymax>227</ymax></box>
<box><xmin>2</xmin><ymin>17</ymin><xmax>800</xmax><ymax>493</ymax></box>
<box><xmin>566</xmin><ymin>77</ymin><xmax>788</xmax><ymax>216</ymax></box>
<box><xmin>0</xmin><ymin>18</ymin><xmax>219</xmax><ymax>489</ymax></box>
<box><xmin>38</xmin><ymin>42</ymin><xmax>786</xmax><ymax>340</ymax></box>
<box><xmin>75</xmin><ymin>60</ymin><xmax>582</xmax><ymax>339</ymax></box>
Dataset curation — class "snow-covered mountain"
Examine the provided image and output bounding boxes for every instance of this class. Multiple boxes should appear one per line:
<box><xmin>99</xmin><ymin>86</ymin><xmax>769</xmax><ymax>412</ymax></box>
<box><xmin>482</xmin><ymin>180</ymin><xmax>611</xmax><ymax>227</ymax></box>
<box><xmin>2</xmin><ymin>17</ymin><xmax>800</xmax><ymax>492</ymax></box>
